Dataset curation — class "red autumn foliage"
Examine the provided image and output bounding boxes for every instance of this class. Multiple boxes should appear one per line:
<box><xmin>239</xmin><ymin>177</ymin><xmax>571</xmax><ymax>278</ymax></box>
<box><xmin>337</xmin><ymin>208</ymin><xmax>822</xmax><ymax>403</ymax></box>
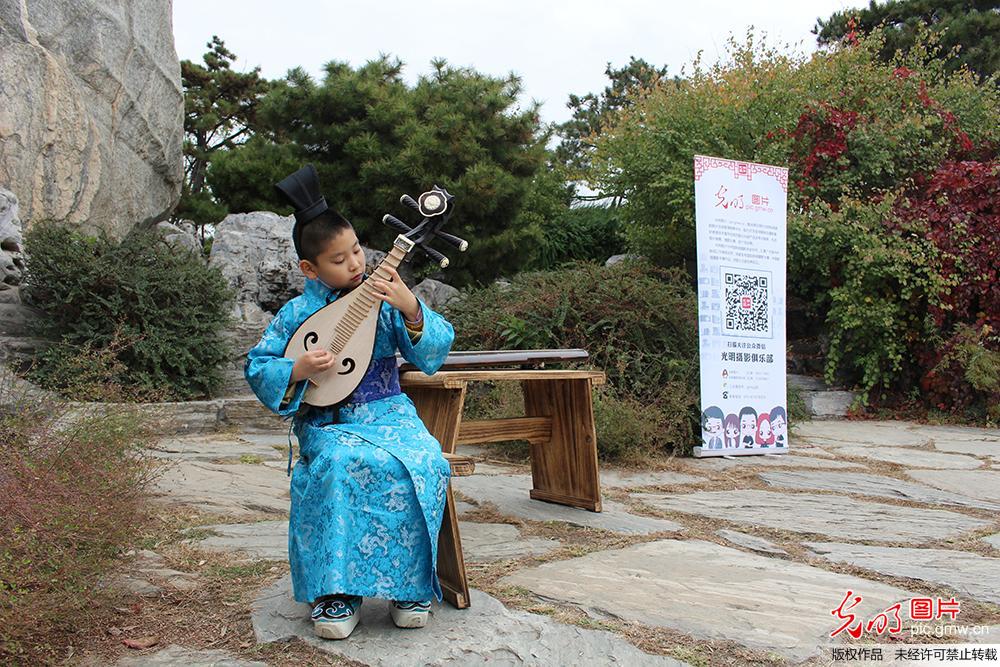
<box><xmin>891</xmin><ymin>160</ymin><xmax>1000</xmax><ymax>410</ymax></box>
<box><xmin>788</xmin><ymin>102</ymin><xmax>859</xmax><ymax>204</ymax></box>
<box><xmin>896</xmin><ymin>160</ymin><xmax>1000</xmax><ymax>332</ymax></box>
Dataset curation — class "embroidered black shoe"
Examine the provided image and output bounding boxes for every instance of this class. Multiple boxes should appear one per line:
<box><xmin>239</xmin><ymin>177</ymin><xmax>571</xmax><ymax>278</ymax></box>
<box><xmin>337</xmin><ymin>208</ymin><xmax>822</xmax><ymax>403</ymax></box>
<box><xmin>311</xmin><ymin>595</ymin><xmax>362</xmax><ymax>639</ymax></box>
<box><xmin>390</xmin><ymin>600</ymin><xmax>431</xmax><ymax>628</ymax></box>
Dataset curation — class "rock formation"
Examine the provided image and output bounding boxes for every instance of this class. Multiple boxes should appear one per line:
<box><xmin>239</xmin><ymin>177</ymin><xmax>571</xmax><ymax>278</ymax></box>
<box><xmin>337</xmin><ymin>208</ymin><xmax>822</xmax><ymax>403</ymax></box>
<box><xmin>0</xmin><ymin>1</ymin><xmax>184</xmax><ymax>235</ymax></box>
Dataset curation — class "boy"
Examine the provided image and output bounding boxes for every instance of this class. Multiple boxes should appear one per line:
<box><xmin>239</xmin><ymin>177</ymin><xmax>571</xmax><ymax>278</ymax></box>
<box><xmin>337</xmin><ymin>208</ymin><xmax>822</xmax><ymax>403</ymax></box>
<box><xmin>244</xmin><ymin>165</ymin><xmax>455</xmax><ymax>640</ymax></box>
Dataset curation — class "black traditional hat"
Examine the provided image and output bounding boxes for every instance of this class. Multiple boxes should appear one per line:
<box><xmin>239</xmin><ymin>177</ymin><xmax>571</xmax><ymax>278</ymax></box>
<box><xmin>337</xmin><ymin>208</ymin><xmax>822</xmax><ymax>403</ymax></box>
<box><xmin>274</xmin><ymin>164</ymin><xmax>344</xmax><ymax>259</ymax></box>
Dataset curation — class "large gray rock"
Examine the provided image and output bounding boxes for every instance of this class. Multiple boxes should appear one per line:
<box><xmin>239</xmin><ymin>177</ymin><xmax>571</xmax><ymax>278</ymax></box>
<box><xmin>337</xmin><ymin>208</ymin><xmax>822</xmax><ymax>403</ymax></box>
<box><xmin>0</xmin><ymin>189</ymin><xmax>25</xmax><ymax>293</ymax></box>
<box><xmin>501</xmin><ymin>539</ymin><xmax>918</xmax><ymax>663</ymax></box>
<box><xmin>0</xmin><ymin>2</ymin><xmax>183</xmax><ymax>234</ymax></box>
<box><xmin>412</xmin><ymin>278</ymin><xmax>459</xmax><ymax>311</ymax></box>
<box><xmin>605</xmin><ymin>253</ymin><xmax>642</xmax><ymax>266</ymax></box>
<box><xmin>801</xmin><ymin>390</ymin><xmax>857</xmax><ymax>417</ymax></box>
<box><xmin>219</xmin><ymin>301</ymin><xmax>272</xmax><ymax>396</ymax></box>
<box><xmin>209</xmin><ymin>212</ymin><xmax>302</xmax><ymax>313</ymax></box>
<box><xmin>210</xmin><ymin>211</ymin><xmax>421</xmax><ymax>314</ymax></box>
<box><xmin>635</xmin><ymin>490</ymin><xmax>989</xmax><ymax>544</ymax></box>
<box><xmin>155</xmin><ymin>220</ymin><xmax>201</xmax><ymax>255</ymax></box>
<box><xmin>252</xmin><ymin>576</ymin><xmax>687</xmax><ymax>666</ymax></box>
<box><xmin>806</xmin><ymin>542</ymin><xmax>1000</xmax><ymax>606</ymax></box>
<box><xmin>0</xmin><ymin>302</ymin><xmax>38</xmax><ymax>336</ymax></box>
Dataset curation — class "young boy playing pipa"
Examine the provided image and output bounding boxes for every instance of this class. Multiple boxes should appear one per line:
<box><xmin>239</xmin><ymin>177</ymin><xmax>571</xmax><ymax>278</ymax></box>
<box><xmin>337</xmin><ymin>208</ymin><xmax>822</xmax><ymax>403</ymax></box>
<box><xmin>245</xmin><ymin>165</ymin><xmax>455</xmax><ymax>639</ymax></box>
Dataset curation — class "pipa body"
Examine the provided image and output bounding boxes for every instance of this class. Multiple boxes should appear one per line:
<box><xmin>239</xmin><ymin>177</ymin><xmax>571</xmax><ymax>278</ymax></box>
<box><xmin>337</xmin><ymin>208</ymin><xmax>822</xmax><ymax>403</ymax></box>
<box><xmin>282</xmin><ymin>235</ymin><xmax>414</xmax><ymax>407</ymax></box>
<box><xmin>283</xmin><ymin>290</ymin><xmax>381</xmax><ymax>407</ymax></box>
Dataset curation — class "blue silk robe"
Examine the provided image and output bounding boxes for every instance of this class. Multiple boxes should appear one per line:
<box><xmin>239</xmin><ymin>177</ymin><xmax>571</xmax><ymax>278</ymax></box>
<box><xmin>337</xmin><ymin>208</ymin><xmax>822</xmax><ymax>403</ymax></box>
<box><xmin>244</xmin><ymin>277</ymin><xmax>454</xmax><ymax>605</ymax></box>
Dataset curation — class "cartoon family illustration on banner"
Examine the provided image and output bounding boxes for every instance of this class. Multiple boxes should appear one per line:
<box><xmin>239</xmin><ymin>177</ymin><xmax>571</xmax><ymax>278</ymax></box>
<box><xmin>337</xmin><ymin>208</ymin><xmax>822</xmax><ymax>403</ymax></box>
<box><xmin>700</xmin><ymin>405</ymin><xmax>787</xmax><ymax>450</ymax></box>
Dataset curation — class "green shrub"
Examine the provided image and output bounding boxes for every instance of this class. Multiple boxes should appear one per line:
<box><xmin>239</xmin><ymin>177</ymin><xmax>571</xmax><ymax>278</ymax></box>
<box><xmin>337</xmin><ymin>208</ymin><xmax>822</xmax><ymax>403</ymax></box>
<box><xmin>529</xmin><ymin>204</ymin><xmax>626</xmax><ymax>271</ymax></box>
<box><xmin>23</xmin><ymin>222</ymin><xmax>234</xmax><ymax>401</ymax></box>
<box><xmin>789</xmin><ymin>196</ymin><xmax>946</xmax><ymax>402</ymax></box>
<box><xmin>446</xmin><ymin>260</ymin><xmax>701</xmax><ymax>457</ymax></box>
<box><xmin>927</xmin><ymin>324</ymin><xmax>1000</xmax><ymax>423</ymax></box>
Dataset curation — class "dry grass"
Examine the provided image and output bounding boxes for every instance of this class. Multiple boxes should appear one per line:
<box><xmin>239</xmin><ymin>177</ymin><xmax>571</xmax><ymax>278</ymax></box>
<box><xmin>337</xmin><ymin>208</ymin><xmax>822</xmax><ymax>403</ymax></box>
<box><xmin>56</xmin><ymin>504</ymin><xmax>360</xmax><ymax>666</ymax></box>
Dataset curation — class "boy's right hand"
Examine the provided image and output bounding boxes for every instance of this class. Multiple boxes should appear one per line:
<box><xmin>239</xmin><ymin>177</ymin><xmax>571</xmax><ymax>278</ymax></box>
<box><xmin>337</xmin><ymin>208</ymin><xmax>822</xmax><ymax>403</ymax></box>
<box><xmin>290</xmin><ymin>349</ymin><xmax>337</xmax><ymax>384</ymax></box>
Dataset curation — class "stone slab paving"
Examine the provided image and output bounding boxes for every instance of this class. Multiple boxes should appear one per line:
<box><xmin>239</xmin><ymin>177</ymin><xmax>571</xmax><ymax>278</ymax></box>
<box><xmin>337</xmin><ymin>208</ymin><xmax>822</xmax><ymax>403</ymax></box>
<box><xmin>185</xmin><ymin>520</ymin><xmax>288</xmax><ymax>561</ymax></box>
<box><xmin>501</xmin><ymin>539</ymin><xmax>918</xmax><ymax>663</ymax></box>
<box><xmin>454</xmin><ymin>474</ymin><xmax>684</xmax><ymax>534</ymax></box>
<box><xmin>145</xmin><ymin>418</ymin><xmax>1000</xmax><ymax>666</ymax></box>
<box><xmin>805</xmin><ymin>542</ymin><xmax>1000</xmax><ymax>605</ymax></box>
<box><xmin>923</xmin><ymin>425</ymin><xmax>1000</xmax><ymax>441</ymax></box>
<box><xmin>794</xmin><ymin>421</ymin><xmax>932</xmax><ymax>447</ymax></box>
<box><xmin>930</xmin><ymin>438</ymin><xmax>1000</xmax><ymax>463</ymax></box>
<box><xmin>149</xmin><ymin>434</ymin><xmax>287</xmax><ymax>462</ymax></box>
<box><xmin>472</xmin><ymin>461</ymin><xmax>525</xmax><ymax>475</ymax></box>
<box><xmin>714</xmin><ymin>529</ymin><xmax>788</xmax><ymax>555</ymax></box>
<box><xmin>252</xmin><ymin>575</ymin><xmax>689</xmax><ymax>666</ymax></box>
<box><xmin>828</xmin><ymin>445</ymin><xmax>984</xmax><ymax>470</ymax></box>
<box><xmin>634</xmin><ymin>490</ymin><xmax>990</xmax><ymax>543</ymax></box>
<box><xmin>906</xmin><ymin>469</ymin><xmax>1000</xmax><ymax>505</ymax></box>
<box><xmin>185</xmin><ymin>519</ymin><xmax>562</xmax><ymax>564</ymax></box>
<box><xmin>758</xmin><ymin>470</ymin><xmax>1000</xmax><ymax>511</ymax></box>
<box><xmin>115</xmin><ymin>645</ymin><xmax>267</xmax><ymax>667</ymax></box>
<box><xmin>600</xmin><ymin>469</ymin><xmax>704</xmax><ymax>489</ymax></box>
<box><xmin>151</xmin><ymin>460</ymin><xmax>290</xmax><ymax>517</ymax></box>
<box><xmin>459</xmin><ymin>522</ymin><xmax>561</xmax><ymax>561</ymax></box>
<box><xmin>689</xmin><ymin>452</ymin><xmax>866</xmax><ymax>470</ymax></box>
<box><xmin>103</xmin><ymin>549</ymin><xmax>200</xmax><ymax>597</ymax></box>
<box><xmin>454</xmin><ymin>499</ymin><xmax>476</xmax><ymax>515</ymax></box>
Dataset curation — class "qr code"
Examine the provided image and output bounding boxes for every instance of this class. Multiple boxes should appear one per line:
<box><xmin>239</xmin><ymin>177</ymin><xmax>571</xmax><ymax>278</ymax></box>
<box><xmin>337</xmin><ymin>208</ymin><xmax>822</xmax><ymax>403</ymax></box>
<box><xmin>723</xmin><ymin>269</ymin><xmax>771</xmax><ymax>337</ymax></box>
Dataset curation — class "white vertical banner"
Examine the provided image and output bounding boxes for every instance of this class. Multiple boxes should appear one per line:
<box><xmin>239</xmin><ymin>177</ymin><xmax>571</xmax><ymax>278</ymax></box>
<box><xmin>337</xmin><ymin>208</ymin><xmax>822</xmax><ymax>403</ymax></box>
<box><xmin>693</xmin><ymin>156</ymin><xmax>788</xmax><ymax>457</ymax></box>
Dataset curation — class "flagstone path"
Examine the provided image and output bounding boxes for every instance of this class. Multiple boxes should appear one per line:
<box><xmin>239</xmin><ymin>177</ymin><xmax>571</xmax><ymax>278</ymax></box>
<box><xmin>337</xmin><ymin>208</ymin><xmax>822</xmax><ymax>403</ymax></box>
<box><xmin>125</xmin><ymin>419</ymin><xmax>1000</xmax><ymax>666</ymax></box>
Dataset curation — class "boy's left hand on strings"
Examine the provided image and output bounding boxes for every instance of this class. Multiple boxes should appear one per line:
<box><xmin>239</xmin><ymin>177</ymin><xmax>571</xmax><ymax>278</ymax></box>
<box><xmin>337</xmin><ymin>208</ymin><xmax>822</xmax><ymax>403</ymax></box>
<box><xmin>370</xmin><ymin>266</ymin><xmax>420</xmax><ymax>321</ymax></box>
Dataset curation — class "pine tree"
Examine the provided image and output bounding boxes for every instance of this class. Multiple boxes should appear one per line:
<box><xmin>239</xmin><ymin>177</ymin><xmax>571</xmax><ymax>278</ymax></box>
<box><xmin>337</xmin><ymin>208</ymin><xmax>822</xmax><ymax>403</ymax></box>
<box><xmin>814</xmin><ymin>0</ymin><xmax>1000</xmax><ymax>81</ymax></box>
<box><xmin>177</xmin><ymin>36</ymin><xmax>269</xmax><ymax>238</ymax></box>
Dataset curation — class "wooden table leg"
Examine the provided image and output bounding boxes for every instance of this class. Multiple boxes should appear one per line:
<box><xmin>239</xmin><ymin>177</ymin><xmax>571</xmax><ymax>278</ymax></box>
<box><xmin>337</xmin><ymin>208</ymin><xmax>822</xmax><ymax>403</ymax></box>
<box><xmin>406</xmin><ymin>383</ymin><xmax>471</xmax><ymax>608</ymax></box>
<box><xmin>521</xmin><ymin>378</ymin><xmax>602</xmax><ymax>512</ymax></box>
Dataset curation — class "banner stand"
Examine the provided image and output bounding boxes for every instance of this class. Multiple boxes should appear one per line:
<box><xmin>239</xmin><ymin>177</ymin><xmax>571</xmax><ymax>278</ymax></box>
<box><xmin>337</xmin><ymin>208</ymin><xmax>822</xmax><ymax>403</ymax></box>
<box><xmin>692</xmin><ymin>155</ymin><xmax>789</xmax><ymax>458</ymax></box>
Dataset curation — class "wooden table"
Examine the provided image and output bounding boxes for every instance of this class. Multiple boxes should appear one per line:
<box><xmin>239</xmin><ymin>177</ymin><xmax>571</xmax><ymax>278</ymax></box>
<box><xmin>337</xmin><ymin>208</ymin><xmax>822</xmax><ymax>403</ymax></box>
<box><xmin>399</xmin><ymin>362</ymin><xmax>607</xmax><ymax>609</ymax></box>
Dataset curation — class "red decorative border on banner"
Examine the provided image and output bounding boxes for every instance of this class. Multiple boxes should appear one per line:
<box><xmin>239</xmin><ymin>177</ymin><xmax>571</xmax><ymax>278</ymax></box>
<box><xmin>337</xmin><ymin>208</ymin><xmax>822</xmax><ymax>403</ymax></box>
<box><xmin>693</xmin><ymin>155</ymin><xmax>788</xmax><ymax>192</ymax></box>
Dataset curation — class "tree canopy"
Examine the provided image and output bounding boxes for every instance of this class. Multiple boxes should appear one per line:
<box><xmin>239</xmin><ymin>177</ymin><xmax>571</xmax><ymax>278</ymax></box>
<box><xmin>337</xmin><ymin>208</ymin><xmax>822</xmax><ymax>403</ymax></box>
<box><xmin>207</xmin><ymin>56</ymin><xmax>549</xmax><ymax>285</ymax></box>
<box><xmin>814</xmin><ymin>0</ymin><xmax>1000</xmax><ymax>80</ymax></box>
<box><xmin>554</xmin><ymin>57</ymin><xmax>672</xmax><ymax>180</ymax></box>
<box><xmin>177</xmin><ymin>36</ymin><xmax>269</xmax><ymax>235</ymax></box>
